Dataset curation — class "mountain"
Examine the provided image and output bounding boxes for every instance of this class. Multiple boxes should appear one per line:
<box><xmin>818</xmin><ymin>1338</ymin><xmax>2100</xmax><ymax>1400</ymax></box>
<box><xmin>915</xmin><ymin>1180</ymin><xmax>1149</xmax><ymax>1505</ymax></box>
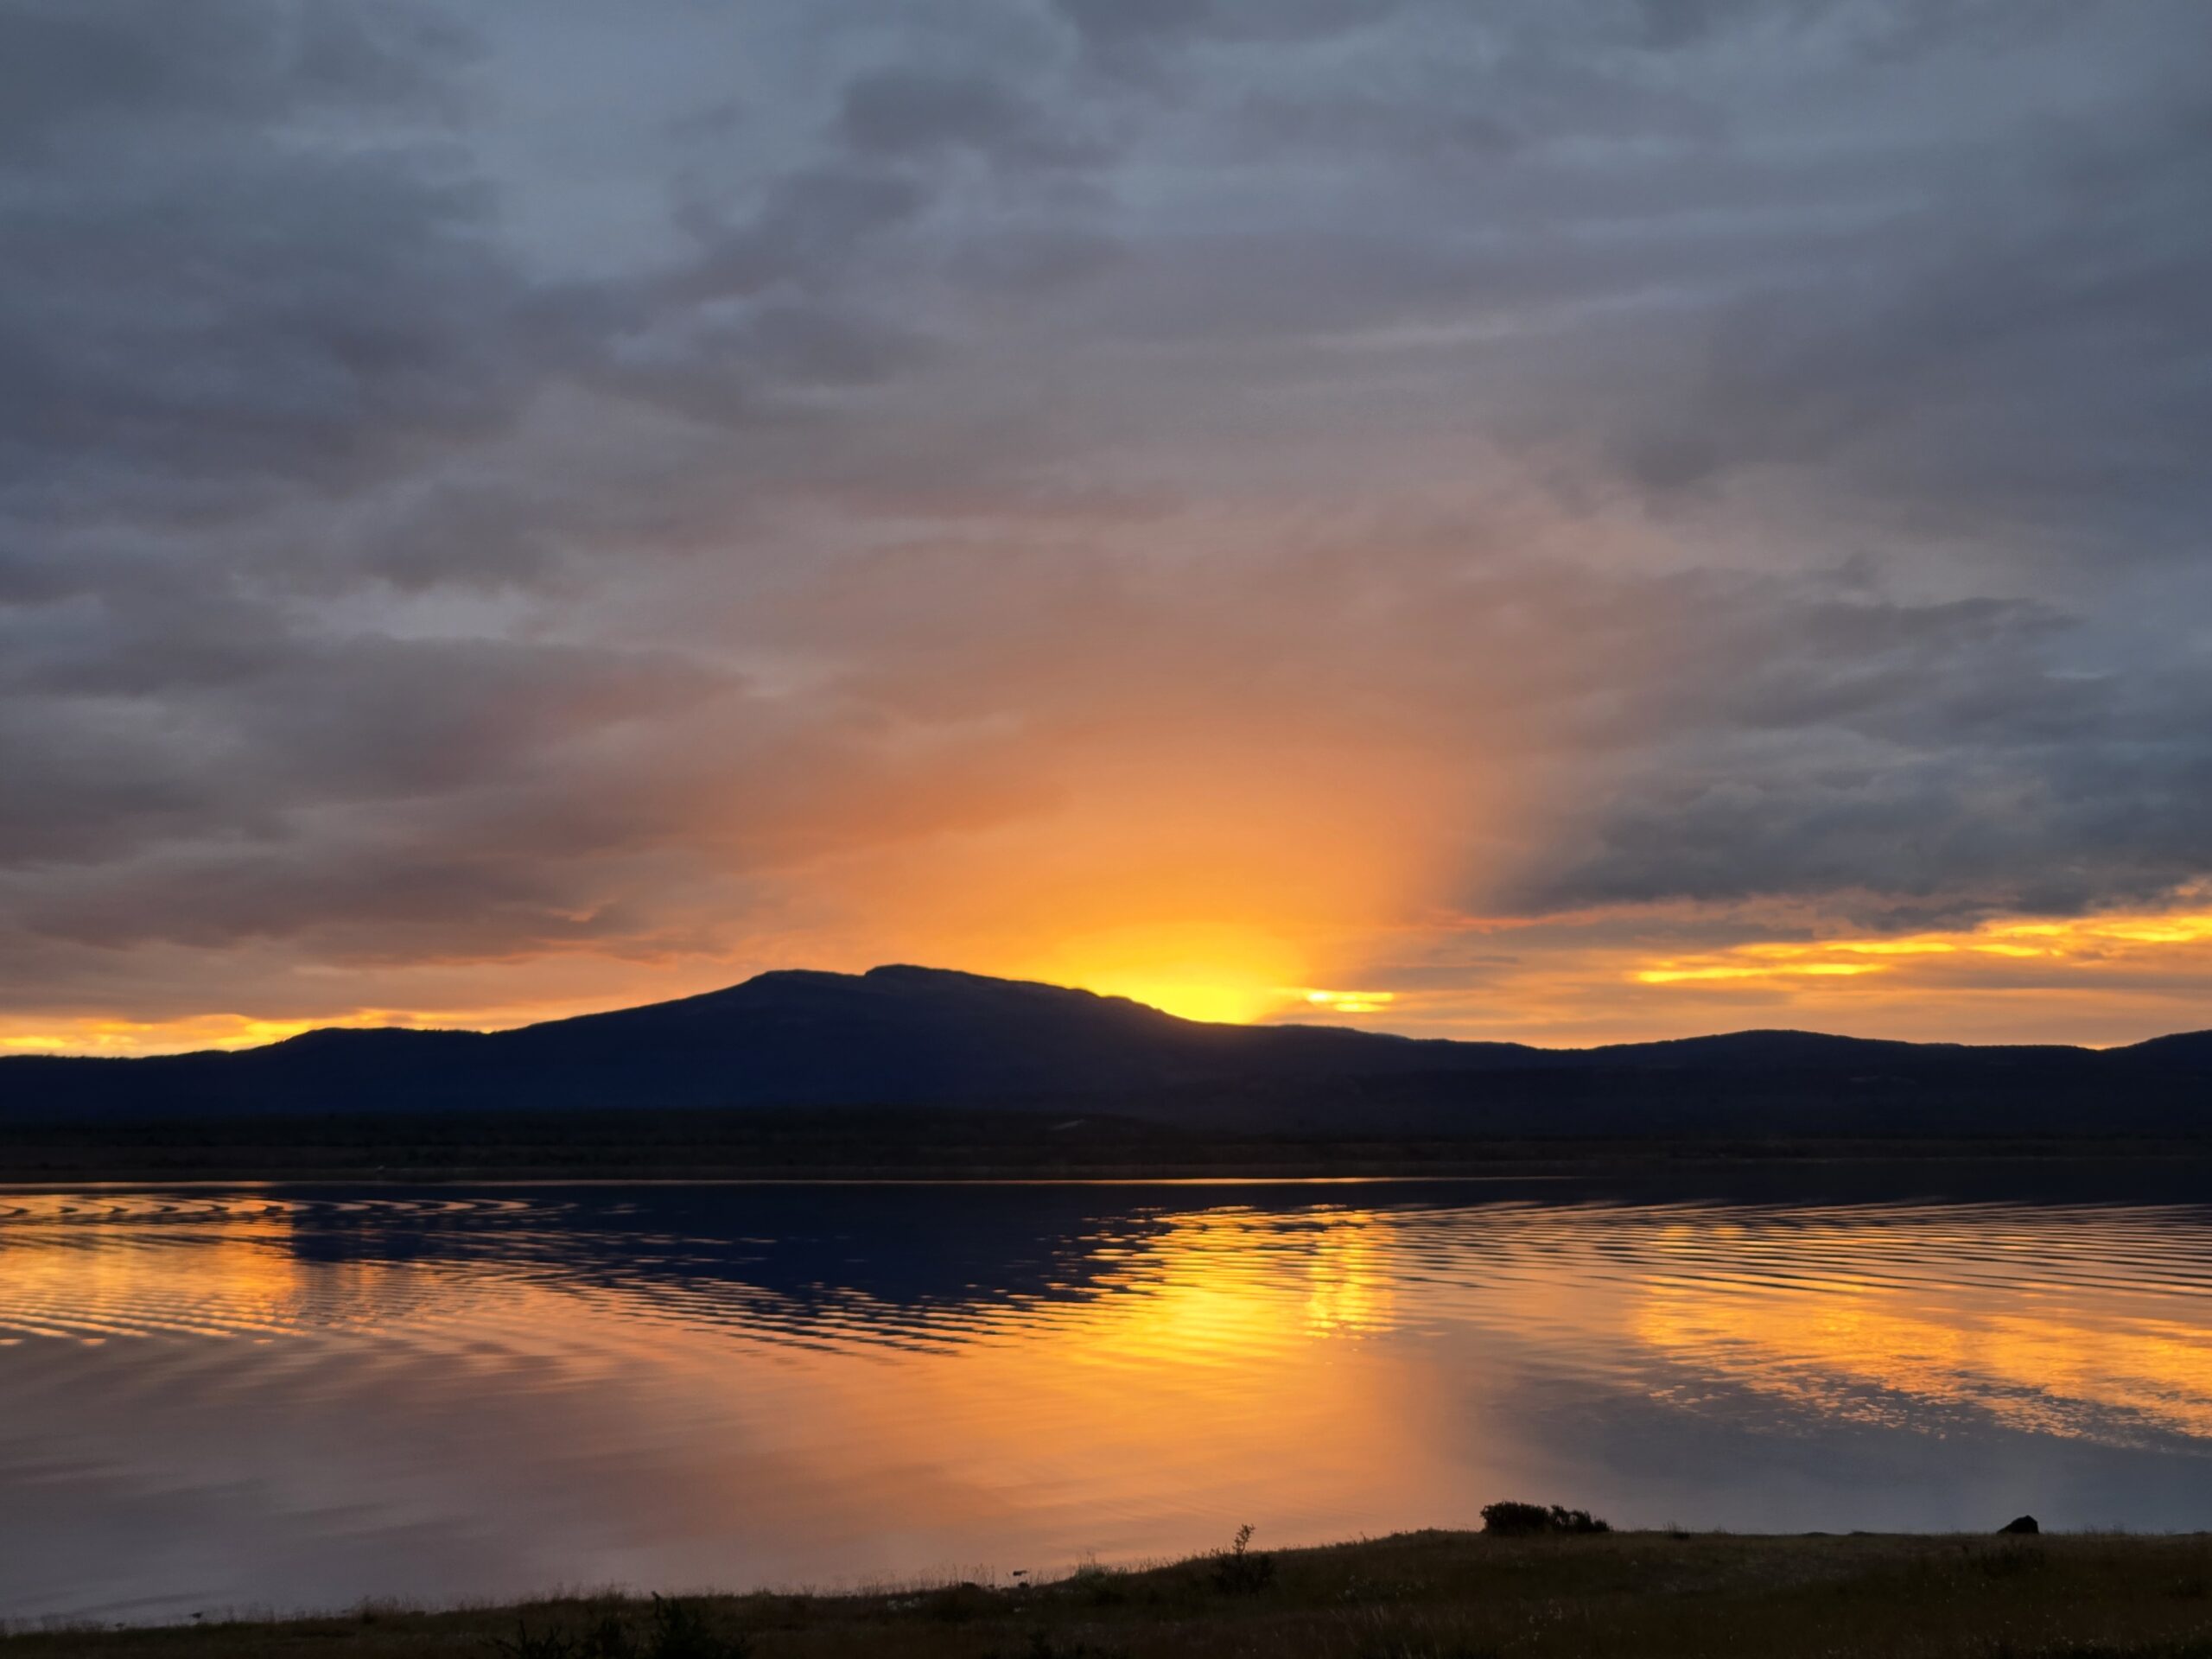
<box><xmin>2</xmin><ymin>964</ymin><xmax>2207</xmax><ymax>1139</ymax></box>
<box><xmin>0</xmin><ymin>966</ymin><xmax>1524</xmax><ymax>1122</ymax></box>
<box><xmin>2113</xmin><ymin>1029</ymin><xmax>2212</xmax><ymax>1071</ymax></box>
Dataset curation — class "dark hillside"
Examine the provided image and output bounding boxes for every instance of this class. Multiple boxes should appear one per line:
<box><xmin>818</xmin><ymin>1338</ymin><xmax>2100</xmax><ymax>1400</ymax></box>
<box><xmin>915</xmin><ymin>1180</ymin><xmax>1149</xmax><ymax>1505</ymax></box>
<box><xmin>2</xmin><ymin>964</ymin><xmax>2206</xmax><ymax>1141</ymax></box>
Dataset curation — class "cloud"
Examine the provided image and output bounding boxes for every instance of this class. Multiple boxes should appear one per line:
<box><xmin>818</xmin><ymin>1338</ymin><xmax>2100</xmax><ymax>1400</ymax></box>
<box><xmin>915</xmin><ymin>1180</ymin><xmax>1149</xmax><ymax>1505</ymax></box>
<box><xmin>1603</xmin><ymin>82</ymin><xmax>2212</xmax><ymax>558</ymax></box>
<box><xmin>1055</xmin><ymin>0</ymin><xmax>1409</xmax><ymax>59</ymax></box>
<box><xmin>0</xmin><ymin>0</ymin><xmax>467</xmax><ymax>162</ymax></box>
<box><xmin>836</xmin><ymin>67</ymin><xmax>1098</xmax><ymax>170</ymax></box>
<box><xmin>2</xmin><ymin>0</ymin><xmax>2209</xmax><ymax>1047</ymax></box>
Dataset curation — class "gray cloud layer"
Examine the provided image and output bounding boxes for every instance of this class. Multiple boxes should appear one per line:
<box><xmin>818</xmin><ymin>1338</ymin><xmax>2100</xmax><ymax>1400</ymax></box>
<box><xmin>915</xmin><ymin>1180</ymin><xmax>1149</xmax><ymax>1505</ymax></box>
<box><xmin>3</xmin><ymin>0</ymin><xmax>2209</xmax><ymax>1022</ymax></box>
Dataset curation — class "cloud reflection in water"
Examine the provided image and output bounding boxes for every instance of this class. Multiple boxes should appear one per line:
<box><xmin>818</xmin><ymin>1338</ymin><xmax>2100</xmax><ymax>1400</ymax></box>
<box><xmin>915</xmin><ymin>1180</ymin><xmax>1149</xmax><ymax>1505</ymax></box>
<box><xmin>2</xmin><ymin>1180</ymin><xmax>2209</xmax><ymax>1624</ymax></box>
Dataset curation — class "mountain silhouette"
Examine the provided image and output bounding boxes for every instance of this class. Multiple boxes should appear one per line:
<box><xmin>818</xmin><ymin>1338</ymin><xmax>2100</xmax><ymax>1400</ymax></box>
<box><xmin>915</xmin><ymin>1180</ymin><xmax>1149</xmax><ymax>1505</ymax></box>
<box><xmin>3</xmin><ymin>964</ymin><xmax>2207</xmax><ymax>1138</ymax></box>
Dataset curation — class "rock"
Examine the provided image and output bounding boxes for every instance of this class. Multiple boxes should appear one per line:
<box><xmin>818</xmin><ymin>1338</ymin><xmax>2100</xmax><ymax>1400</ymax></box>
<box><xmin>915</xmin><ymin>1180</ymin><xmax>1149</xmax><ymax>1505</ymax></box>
<box><xmin>1999</xmin><ymin>1516</ymin><xmax>2040</xmax><ymax>1535</ymax></box>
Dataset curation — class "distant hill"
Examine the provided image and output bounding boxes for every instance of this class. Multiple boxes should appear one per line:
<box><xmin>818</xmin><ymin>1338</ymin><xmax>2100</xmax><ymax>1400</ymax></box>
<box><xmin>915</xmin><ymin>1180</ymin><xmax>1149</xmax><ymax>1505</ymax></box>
<box><xmin>2</xmin><ymin>964</ymin><xmax>2207</xmax><ymax>1139</ymax></box>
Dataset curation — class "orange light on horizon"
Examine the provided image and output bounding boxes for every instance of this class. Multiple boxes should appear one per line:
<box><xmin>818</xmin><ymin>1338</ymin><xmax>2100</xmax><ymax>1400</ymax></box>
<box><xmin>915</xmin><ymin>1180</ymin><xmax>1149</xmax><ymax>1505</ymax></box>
<box><xmin>0</xmin><ymin>1004</ymin><xmax>554</xmax><ymax>1059</ymax></box>
<box><xmin>1033</xmin><ymin>920</ymin><xmax>1309</xmax><ymax>1026</ymax></box>
<box><xmin>1634</xmin><ymin>900</ymin><xmax>2212</xmax><ymax>994</ymax></box>
<box><xmin>15</xmin><ymin>890</ymin><xmax>2212</xmax><ymax>1058</ymax></box>
<box><xmin>1093</xmin><ymin>980</ymin><xmax>1283</xmax><ymax>1024</ymax></box>
<box><xmin>1298</xmin><ymin>988</ymin><xmax>1398</xmax><ymax>1016</ymax></box>
<box><xmin>0</xmin><ymin>1012</ymin><xmax>410</xmax><ymax>1056</ymax></box>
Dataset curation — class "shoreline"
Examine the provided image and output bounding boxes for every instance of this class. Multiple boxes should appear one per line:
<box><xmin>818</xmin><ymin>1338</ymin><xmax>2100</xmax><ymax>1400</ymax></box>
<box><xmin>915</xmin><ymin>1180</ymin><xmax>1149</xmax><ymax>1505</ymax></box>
<box><xmin>6</xmin><ymin>1126</ymin><xmax>2211</xmax><ymax>1187</ymax></box>
<box><xmin>10</xmin><ymin>1529</ymin><xmax>2212</xmax><ymax>1656</ymax></box>
<box><xmin>6</xmin><ymin>1157</ymin><xmax>2210</xmax><ymax>1186</ymax></box>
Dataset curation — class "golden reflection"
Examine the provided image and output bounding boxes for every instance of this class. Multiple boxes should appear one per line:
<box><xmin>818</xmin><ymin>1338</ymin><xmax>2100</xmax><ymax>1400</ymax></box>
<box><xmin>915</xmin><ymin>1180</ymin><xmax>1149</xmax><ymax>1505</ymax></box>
<box><xmin>1634</xmin><ymin>1281</ymin><xmax>2212</xmax><ymax>1440</ymax></box>
<box><xmin>0</xmin><ymin>1197</ymin><xmax>1429</xmax><ymax>1554</ymax></box>
<box><xmin>1300</xmin><ymin>1211</ymin><xmax>1395</xmax><ymax>1333</ymax></box>
<box><xmin>748</xmin><ymin>1202</ymin><xmax>1438</xmax><ymax>1558</ymax></box>
<box><xmin>7</xmin><ymin>1188</ymin><xmax>2211</xmax><ymax>1560</ymax></box>
<box><xmin>1611</xmin><ymin>1212</ymin><xmax>2212</xmax><ymax>1443</ymax></box>
<box><xmin>1064</xmin><ymin>1208</ymin><xmax>1398</xmax><ymax>1360</ymax></box>
<box><xmin>0</xmin><ymin>1198</ymin><xmax>315</xmax><ymax>1340</ymax></box>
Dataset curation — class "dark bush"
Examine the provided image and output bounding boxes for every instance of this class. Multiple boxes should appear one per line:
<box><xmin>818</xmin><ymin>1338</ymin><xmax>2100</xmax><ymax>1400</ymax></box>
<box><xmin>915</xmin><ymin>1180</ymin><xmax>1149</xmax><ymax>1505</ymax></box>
<box><xmin>985</xmin><ymin>1633</ymin><xmax>1130</xmax><ymax>1659</ymax></box>
<box><xmin>1211</xmin><ymin>1524</ymin><xmax>1277</xmax><ymax>1594</ymax></box>
<box><xmin>1068</xmin><ymin>1562</ymin><xmax>1127</xmax><ymax>1606</ymax></box>
<box><xmin>641</xmin><ymin>1596</ymin><xmax>752</xmax><ymax>1659</ymax></box>
<box><xmin>1978</xmin><ymin>1543</ymin><xmax>2048</xmax><ymax>1580</ymax></box>
<box><xmin>1480</xmin><ymin>1502</ymin><xmax>1611</xmax><ymax>1537</ymax></box>
<box><xmin>491</xmin><ymin>1624</ymin><xmax>578</xmax><ymax>1659</ymax></box>
<box><xmin>485</xmin><ymin>1598</ymin><xmax>749</xmax><ymax>1659</ymax></box>
<box><xmin>922</xmin><ymin>1582</ymin><xmax>999</xmax><ymax>1623</ymax></box>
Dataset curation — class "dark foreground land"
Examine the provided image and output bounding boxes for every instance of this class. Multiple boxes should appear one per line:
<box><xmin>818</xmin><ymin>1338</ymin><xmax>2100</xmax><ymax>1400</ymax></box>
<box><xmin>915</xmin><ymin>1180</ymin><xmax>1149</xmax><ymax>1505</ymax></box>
<box><xmin>10</xmin><ymin>966</ymin><xmax>2210</xmax><ymax>1180</ymax></box>
<box><xmin>12</xmin><ymin>1531</ymin><xmax>2212</xmax><ymax>1659</ymax></box>
<box><xmin>6</xmin><ymin>1107</ymin><xmax>2212</xmax><ymax>1184</ymax></box>
<box><xmin>10</xmin><ymin>968</ymin><xmax>2212</xmax><ymax>1161</ymax></box>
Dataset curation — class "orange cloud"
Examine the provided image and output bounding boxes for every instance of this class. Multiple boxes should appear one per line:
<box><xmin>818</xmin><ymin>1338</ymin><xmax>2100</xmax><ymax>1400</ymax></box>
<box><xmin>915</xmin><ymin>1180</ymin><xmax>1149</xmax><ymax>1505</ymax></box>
<box><xmin>1630</xmin><ymin>898</ymin><xmax>2212</xmax><ymax>1006</ymax></box>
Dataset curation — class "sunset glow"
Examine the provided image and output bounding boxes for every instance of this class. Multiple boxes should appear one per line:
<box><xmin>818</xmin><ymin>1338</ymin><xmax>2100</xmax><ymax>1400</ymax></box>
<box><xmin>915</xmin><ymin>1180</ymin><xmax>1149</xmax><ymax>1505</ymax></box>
<box><xmin>0</xmin><ymin>1013</ymin><xmax>419</xmax><ymax>1055</ymax></box>
<box><xmin>3</xmin><ymin>1</ymin><xmax>2208</xmax><ymax>1063</ymax></box>
<box><xmin>13</xmin><ymin>4</ymin><xmax>2212</xmax><ymax>1641</ymax></box>
<box><xmin>15</xmin><ymin>892</ymin><xmax>2212</xmax><ymax>1056</ymax></box>
<box><xmin>1643</xmin><ymin>912</ymin><xmax>2212</xmax><ymax>983</ymax></box>
<box><xmin>1632</xmin><ymin>900</ymin><xmax>2212</xmax><ymax>1000</ymax></box>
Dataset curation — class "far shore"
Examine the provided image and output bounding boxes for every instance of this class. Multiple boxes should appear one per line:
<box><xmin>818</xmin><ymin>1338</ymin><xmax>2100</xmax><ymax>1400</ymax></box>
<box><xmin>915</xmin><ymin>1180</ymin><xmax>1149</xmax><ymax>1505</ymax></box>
<box><xmin>10</xmin><ymin>1527</ymin><xmax>2212</xmax><ymax>1658</ymax></box>
<box><xmin>5</xmin><ymin>1106</ymin><xmax>2212</xmax><ymax>1185</ymax></box>
<box><xmin>6</xmin><ymin>1151</ymin><xmax>2212</xmax><ymax>1185</ymax></box>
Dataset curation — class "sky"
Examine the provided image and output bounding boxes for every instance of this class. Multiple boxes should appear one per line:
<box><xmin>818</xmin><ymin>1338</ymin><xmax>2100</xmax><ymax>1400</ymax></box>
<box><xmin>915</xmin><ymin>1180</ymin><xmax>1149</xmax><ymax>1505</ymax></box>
<box><xmin>3</xmin><ymin>0</ymin><xmax>2210</xmax><ymax>1055</ymax></box>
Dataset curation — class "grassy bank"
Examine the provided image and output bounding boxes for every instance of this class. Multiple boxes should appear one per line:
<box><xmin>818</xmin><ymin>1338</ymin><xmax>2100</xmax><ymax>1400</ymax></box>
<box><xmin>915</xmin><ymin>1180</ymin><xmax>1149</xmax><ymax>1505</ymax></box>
<box><xmin>11</xmin><ymin>1529</ymin><xmax>2212</xmax><ymax>1658</ymax></box>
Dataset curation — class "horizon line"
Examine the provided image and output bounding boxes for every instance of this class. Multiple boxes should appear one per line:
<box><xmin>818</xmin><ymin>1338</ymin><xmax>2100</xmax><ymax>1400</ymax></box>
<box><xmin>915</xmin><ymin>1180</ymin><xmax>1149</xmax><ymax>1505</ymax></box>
<box><xmin>2</xmin><ymin>961</ymin><xmax>2190</xmax><ymax>1062</ymax></box>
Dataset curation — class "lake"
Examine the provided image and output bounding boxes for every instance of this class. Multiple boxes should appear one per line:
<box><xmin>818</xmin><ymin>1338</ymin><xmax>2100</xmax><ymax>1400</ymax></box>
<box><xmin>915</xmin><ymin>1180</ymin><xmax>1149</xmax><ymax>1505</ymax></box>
<box><xmin>4</xmin><ymin>1174</ymin><xmax>2211</xmax><ymax>1624</ymax></box>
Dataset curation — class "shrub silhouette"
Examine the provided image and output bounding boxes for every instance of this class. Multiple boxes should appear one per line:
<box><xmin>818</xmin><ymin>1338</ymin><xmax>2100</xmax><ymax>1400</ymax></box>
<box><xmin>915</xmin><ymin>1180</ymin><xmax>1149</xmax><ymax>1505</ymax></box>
<box><xmin>922</xmin><ymin>1582</ymin><xmax>998</xmax><ymax>1623</ymax></box>
<box><xmin>986</xmin><ymin>1632</ymin><xmax>1130</xmax><ymax>1659</ymax></box>
<box><xmin>1211</xmin><ymin>1523</ymin><xmax>1277</xmax><ymax>1594</ymax></box>
<box><xmin>1069</xmin><ymin>1560</ymin><xmax>1128</xmax><ymax>1606</ymax></box>
<box><xmin>642</xmin><ymin>1596</ymin><xmax>752</xmax><ymax>1659</ymax></box>
<box><xmin>1480</xmin><ymin>1502</ymin><xmax>1611</xmax><ymax>1537</ymax></box>
<box><xmin>486</xmin><ymin>1597</ymin><xmax>750</xmax><ymax>1659</ymax></box>
<box><xmin>491</xmin><ymin>1624</ymin><xmax>577</xmax><ymax>1659</ymax></box>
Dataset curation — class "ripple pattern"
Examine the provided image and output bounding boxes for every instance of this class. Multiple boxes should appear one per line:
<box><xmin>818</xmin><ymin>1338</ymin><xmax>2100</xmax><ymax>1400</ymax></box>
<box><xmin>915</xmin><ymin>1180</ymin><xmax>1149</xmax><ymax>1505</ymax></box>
<box><xmin>4</xmin><ymin>1182</ymin><xmax>2211</xmax><ymax>1624</ymax></box>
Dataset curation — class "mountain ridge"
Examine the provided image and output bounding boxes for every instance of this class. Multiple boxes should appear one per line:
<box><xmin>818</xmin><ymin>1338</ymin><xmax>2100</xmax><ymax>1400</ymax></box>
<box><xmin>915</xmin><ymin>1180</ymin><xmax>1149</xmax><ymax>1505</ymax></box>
<box><xmin>3</xmin><ymin>963</ymin><xmax>2207</xmax><ymax>1138</ymax></box>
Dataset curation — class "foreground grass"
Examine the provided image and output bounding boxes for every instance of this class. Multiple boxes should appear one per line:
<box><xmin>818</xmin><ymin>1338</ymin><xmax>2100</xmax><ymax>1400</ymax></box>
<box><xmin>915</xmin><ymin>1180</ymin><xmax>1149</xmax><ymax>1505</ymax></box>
<box><xmin>11</xmin><ymin>1530</ymin><xmax>2212</xmax><ymax>1659</ymax></box>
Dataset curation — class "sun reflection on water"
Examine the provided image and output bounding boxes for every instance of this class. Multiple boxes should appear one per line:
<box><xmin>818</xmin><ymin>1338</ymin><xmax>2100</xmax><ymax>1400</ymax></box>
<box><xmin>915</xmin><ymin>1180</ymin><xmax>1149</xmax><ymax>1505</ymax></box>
<box><xmin>3</xmin><ymin>1187</ymin><xmax>2212</xmax><ymax>1622</ymax></box>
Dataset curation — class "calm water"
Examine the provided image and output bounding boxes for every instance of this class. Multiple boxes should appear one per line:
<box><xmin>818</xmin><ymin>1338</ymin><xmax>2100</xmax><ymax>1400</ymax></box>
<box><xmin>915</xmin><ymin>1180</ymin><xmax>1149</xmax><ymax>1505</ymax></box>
<box><xmin>4</xmin><ymin>1176</ymin><xmax>2212</xmax><ymax>1623</ymax></box>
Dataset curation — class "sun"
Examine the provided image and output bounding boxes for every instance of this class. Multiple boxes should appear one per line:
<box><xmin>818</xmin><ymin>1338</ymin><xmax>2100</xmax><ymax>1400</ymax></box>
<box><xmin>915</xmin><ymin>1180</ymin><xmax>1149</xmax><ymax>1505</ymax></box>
<box><xmin>1095</xmin><ymin>977</ymin><xmax>1287</xmax><ymax>1025</ymax></box>
<box><xmin>1036</xmin><ymin>924</ymin><xmax>1305</xmax><ymax>1025</ymax></box>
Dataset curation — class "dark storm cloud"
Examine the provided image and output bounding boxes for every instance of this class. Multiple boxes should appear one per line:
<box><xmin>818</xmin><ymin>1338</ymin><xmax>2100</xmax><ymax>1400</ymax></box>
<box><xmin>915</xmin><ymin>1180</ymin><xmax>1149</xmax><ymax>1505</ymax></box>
<box><xmin>1605</xmin><ymin>79</ymin><xmax>2212</xmax><ymax>548</ymax></box>
<box><xmin>1500</xmin><ymin>586</ymin><xmax>2212</xmax><ymax>925</ymax></box>
<box><xmin>0</xmin><ymin>617</ymin><xmax>723</xmax><ymax>862</ymax></box>
<box><xmin>1</xmin><ymin>0</ymin><xmax>2209</xmax><ymax>1031</ymax></box>
<box><xmin>0</xmin><ymin>3</ymin><xmax>536</xmax><ymax>512</ymax></box>
<box><xmin>837</xmin><ymin>67</ymin><xmax>1098</xmax><ymax>170</ymax></box>
<box><xmin>0</xmin><ymin>0</ymin><xmax>466</xmax><ymax>161</ymax></box>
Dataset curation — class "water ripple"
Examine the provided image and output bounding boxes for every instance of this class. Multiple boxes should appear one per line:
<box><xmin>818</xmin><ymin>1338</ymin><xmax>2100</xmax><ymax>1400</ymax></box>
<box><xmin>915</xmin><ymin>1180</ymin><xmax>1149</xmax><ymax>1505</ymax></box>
<box><xmin>6</xmin><ymin>1181</ymin><xmax>2212</xmax><ymax>1624</ymax></box>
